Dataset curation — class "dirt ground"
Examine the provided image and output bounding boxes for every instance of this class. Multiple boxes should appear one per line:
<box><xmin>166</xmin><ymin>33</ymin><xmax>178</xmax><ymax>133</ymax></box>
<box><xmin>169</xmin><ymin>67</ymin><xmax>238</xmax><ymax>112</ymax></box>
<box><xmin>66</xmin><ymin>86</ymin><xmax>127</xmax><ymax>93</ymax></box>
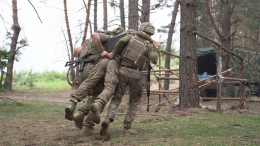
<box><xmin>1</xmin><ymin>81</ymin><xmax>260</xmax><ymax>145</ymax></box>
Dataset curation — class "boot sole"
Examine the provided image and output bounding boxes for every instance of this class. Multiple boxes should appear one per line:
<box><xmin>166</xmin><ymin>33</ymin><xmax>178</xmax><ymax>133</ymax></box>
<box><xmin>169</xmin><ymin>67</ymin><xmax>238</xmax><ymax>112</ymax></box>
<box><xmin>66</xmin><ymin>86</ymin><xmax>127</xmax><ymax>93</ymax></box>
<box><xmin>92</xmin><ymin>104</ymin><xmax>100</xmax><ymax>124</ymax></box>
<box><xmin>100</xmin><ymin>119</ymin><xmax>109</xmax><ymax>136</ymax></box>
<box><xmin>65</xmin><ymin>108</ymin><xmax>73</xmax><ymax>121</ymax></box>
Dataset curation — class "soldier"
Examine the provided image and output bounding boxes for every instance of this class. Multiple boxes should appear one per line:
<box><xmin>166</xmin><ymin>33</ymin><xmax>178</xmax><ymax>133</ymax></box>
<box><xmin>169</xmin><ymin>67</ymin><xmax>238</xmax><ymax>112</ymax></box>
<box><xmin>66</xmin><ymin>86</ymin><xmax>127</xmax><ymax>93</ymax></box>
<box><xmin>91</xmin><ymin>22</ymin><xmax>159</xmax><ymax>137</ymax></box>
<box><xmin>68</xmin><ymin>27</ymin><xmax>128</xmax><ymax>130</ymax></box>
<box><xmin>65</xmin><ymin>30</ymin><xmax>113</xmax><ymax>132</ymax></box>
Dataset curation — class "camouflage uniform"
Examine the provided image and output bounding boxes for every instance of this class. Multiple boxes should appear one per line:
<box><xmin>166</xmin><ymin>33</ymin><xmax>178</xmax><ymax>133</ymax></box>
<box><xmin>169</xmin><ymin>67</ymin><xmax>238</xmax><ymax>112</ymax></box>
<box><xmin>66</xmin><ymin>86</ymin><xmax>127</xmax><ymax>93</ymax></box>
<box><xmin>73</xmin><ymin>57</ymin><xmax>120</xmax><ymax>113</ymax></box>
<box><xmin>105</xmin><ymin>23</ymin><xmax>159</xmax><ymax>130</ymax></box>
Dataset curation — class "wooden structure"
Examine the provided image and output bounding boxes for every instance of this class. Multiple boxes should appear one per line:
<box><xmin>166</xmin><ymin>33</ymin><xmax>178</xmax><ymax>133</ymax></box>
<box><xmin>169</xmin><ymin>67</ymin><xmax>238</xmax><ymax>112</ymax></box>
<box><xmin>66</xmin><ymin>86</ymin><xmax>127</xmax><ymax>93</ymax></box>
<box><xmin>143</xmin><ymin>32</ymin><xmax>247</xmax><ymax>110</ymax></box>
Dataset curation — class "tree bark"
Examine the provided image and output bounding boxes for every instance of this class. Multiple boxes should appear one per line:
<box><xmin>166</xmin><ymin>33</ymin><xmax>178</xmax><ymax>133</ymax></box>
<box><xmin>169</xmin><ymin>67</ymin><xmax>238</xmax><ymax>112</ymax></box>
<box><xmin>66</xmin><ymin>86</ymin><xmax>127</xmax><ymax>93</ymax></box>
<box><xmin>0</xmin><ymin>51</ymin><xmax>3</xmax><ymax>88</ymax></box>
<box><xmin>129</xmin><ymin>0</ymin><xmax>139</xmax><ymax>30</ymax></box>
<box><xmin>64</xmin><ymin>0</ymin><xmax>75</xmax><ymax>87</ymax></box>
<box><xmin>4</xmin><ymin>0</ymin><xmax>21</xmax><ymax>90</ymax></box>
<box><xmin>94</xmin><ymin>0</ymin><xmax>98</xmax><ymax>32</ymax></box>
<box><xmin>164</xmin><ymin>0</ymin><xmax>179</xmax><ymax>90</ymax></box>
<box><xmin>119</xmin><ymin>0</ymin><xmax>125</xmax><ymax>30</ymax></box>
<box><xmin>179</xmin><ymin>0</ymin><xmax>199</xmax><ymax>108</ymax></box>
<box><xmin>82</xmin><ymin>0</ymin><xmax>92</xmax><ymax>46</ymax></box>
<box><xmin>141</xmin><ymin>0</ymin><xmax>150</xmax><ymax>23</ymax></box>
<box><xmin>103</xmin><ymin>0</ymin><xmax>107</xmax><ymax>30</ymax></box>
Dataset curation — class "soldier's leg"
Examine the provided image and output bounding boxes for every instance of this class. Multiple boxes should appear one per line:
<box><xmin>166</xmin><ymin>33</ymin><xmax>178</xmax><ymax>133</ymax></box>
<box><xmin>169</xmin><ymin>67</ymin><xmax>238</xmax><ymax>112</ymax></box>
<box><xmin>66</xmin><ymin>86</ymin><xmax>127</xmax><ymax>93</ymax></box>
<box><xmin>123</xmin><ymin>70</ymin><xmax>143</xmax><ymax>135</ymax></box>
<box><xmin>100</xmin><ymin>69</ymin><xmax>129</xmax><ymax>136</ymax></box>
<box><xmin>91</xmin><ymin>59</ymin><xmax>120</xmax><ymax>123</ymax></box>
<box><xmin>74</xmin><ymin>79</ymin><xmax>105</xmax><ymax>130</ymax></box>
<box><xmin>65</xmin><ymin>59</ymin><xmax>108</xmax><ymax>121</ymax></box>
<box><xmin>70</xmin><ymin>59</ymin><xmax>109</xmax><ymax>102</ymax></box>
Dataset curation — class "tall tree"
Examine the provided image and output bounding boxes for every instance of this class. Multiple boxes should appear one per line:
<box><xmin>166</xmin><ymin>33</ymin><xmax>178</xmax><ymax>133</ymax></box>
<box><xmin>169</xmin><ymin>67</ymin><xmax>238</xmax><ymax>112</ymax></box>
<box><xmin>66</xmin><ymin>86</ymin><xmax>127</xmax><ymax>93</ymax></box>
<box><xmin>64</xmin><ymin>0</ymin><xmax>76</xmax><ymax>87</ymax></box>
<box><xmin>164</xmin><ymin>0</ymin><xmax>179</xmax><ymax>90</ymax></box>
<box><xmin>82</xmin><ymin>0</ymin><xmax>92</xmax><ymax>45</ymax></box>
<box><xmin>141</xmin><ymin>0</ymin><xmax>150</xmax><ymax>23</ymax></box>
<box><xmin>4</xmin><ymin>0</ymin><xmax>21</xmax><ymax>90</ymax></box>
<box><xmin>119</xmin><ymin>0</ymin><xmax>125</xmax><ymax>29</ymax></box>
<box><xmin>129</xmin><ymin>0</ymin><xmax>139</xmax><ymax>30</ymax></box>
<box><xmin>179</xmin><ymin>0</ymin><xmax>199</xmax><ymax>108</ymax></box>
<box><xmin>94</xmin><ymin>0</ymin><xmax>98</xmax><ymax>32</ymax></box>
<box><xmin>103</xmin><ymin>0</ymin><xmax>108</xmax><ymax>30</ymax></box>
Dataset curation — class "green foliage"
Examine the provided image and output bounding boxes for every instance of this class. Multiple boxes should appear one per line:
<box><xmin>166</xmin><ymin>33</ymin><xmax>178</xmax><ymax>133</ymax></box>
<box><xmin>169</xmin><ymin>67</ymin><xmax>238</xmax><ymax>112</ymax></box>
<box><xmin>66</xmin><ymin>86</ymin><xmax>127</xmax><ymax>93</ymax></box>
<box><xmin>0</xmin><ymin>46</ymin><xmax>8</xmax><ymax>70</ymax></box>
<box><xmin>13</xmin><ymin>69</ymin><xmax>67</xmax><ymax>84</ymax></box>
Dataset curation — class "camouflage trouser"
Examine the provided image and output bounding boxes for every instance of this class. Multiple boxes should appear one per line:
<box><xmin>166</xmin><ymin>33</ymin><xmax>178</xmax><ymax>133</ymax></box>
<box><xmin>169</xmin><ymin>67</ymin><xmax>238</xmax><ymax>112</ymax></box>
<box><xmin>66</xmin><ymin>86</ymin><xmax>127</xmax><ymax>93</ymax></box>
<box><xmin>94</xmin><ymin>58</ymin><xmax>120</xmax><ymax>105</ymax></box>
<box><xmin>77</xmin><ymin>63</ymin><xmax>104</xmax><ymax>127</ymax></box>
<box><xmin>106</xmin><ymin>67</ymin><xmax>143</xmax><ymax>129</ymax></box>
<box><xmin>70</xmin><ymin>59</ymin><xmax>109</xmax><ymax>103</ymax></box>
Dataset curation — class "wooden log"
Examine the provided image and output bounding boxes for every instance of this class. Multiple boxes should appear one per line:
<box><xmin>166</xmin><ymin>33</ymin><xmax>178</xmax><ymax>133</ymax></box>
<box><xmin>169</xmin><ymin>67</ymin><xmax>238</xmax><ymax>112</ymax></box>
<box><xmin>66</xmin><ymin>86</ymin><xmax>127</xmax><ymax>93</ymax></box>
<box><xmin>157</xmin><ymin>77</ymin><xmax>179</xmax><ymax>80</ymax></box>
<box><xmin>159</xmin><ymin>51</ymin><xmax>162</xmax><ymax>104</ymax></box>
<box><xmin>160</xmin><ymin>50</ymin><xmax>179</xmax><ymax>58</ymax></box>
<box><xmin>239</xmin><ymin>61</ymin><xmax>245</xmax><ymax>109</ymax></box>
<box><xmin>198</xmin><ymin>64</ymin><xmax>240</xmax><ymax>84</ymax></box>
<box><xmin>223</xmin><ymin>77</ymin><xmax>247</xmax><ymax>82</ymax></box>
<box><xmin>200</xmin><ymin>97</ymin><xmax>241</xmax><ymax>100</ymax></box>
<box><xmin>153</xmin><ymin>63</ymin><xmax>179</xmax><ymax>77</ymax></box>
<box><xmin>143</xmin><ymin>92</ymin><xmax>179</xmax><ymax>95</ymax></box>
<box><xmin>217</xmin><ymin>47</ymin><xmax>221</xmax><ymax>113</ymax></box>
<box><xmin>151</xmin><ymin>66</ymin><xmax>172</xmax><ymax>104</ymax></box>
<box><xmin>141</xmin><ymin>69</ymin><xmax>179</xmax><ymax>73</ymax></box>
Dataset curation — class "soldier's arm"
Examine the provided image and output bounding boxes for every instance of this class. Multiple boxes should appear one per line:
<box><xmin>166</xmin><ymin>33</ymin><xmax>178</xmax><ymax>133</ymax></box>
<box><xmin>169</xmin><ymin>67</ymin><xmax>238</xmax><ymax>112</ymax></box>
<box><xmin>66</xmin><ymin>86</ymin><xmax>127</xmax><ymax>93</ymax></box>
<box><xmin>111</xmin><ymin>34</ymin><xmax>131</xmax><ymax>56</ymax></box>
<box><xmin>147</xmin><ymin>43</ymin><xmax>159</xmax><ymax>64</ymax></box>
<box><xmin>91</xmin><ymin>33</ymin><xmax>109</xmax><ymax>53</ymax></box>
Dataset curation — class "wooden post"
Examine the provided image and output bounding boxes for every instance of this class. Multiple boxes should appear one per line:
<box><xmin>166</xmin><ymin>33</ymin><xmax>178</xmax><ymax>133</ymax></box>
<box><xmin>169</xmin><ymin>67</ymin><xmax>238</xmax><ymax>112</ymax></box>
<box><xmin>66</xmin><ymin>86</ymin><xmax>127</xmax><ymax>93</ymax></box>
<box><xmin>239</xmin><ymin>61</ymin><xmax>245</xmax><ymax>109</ymax></box>
<box><xmin>159</xmin><ymin>51</ymin><xmax>162</xmax><ymax>104</ymax></box>
<box><xmin>217</xmin><ymin>47</ymin><xmax>221</xmax><ymax>112</ymax></box>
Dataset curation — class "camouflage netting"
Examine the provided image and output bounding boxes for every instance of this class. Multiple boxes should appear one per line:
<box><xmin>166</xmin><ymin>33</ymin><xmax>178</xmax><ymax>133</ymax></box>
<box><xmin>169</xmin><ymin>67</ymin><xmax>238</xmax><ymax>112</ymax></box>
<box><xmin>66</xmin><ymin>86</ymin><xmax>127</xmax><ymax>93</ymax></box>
<box><xmin>230</xmin><ymin>49</ymin><xmax>260</xmax><ymax>83</ymax></box>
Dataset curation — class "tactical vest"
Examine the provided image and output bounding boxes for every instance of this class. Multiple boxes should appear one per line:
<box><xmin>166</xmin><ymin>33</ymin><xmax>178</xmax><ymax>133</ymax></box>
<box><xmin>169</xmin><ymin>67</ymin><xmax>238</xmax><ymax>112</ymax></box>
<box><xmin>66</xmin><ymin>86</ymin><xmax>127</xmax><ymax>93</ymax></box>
<box><xmin>79</xmin><ymin>39</ymin><xmax>93</xmax><ymax>59</ymax></box>
<box><xmin>105</xmin><ymin>33</ymin><xmax>127</xmax><ymax>54</ymax></box>
<box><xmin>120</xmin><ymin>34</ymin><xmax>150</xmax><ymax>70</ymax></box>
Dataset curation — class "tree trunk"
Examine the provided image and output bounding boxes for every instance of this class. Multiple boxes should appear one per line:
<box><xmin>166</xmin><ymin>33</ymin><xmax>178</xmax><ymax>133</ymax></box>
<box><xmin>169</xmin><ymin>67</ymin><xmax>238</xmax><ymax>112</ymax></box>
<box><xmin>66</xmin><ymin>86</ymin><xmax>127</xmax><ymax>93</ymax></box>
<box><xmin>64</xmin><ymin>0</ymin><xmax>75</xmax><ymax>87</ymax></box>
<box><xmin>82</xmin><ymin>0</ymin><xmax>92</xmax><ymax>46</ymax></box>
<box><xmin>129</xmin><ymin>0</ymin><xmax>139</xmax><ymax>30</ymax></box>
<box><xmin>94</xmin><ymin>0</ymin><xmax>98</xmax><ymax>32</ymax></box>
<box><xmin>4</xmin><ymin>0</ymin><xmax>21</xmax><ymax>90</ymax></box>
<box><xmin>0</xmin><ymin>51</ymin><xmax>2</xmax><ymax>88</ymax></box>
<box><xmin>164</xmin><ymin>0</ymin><xmax>179</xmax><ymax>90</ymax></box>
<box><xmin>179</xmin><ymin>0</ymin><xmax>199</xmax><ymax>108</ymax></box>
<box><xmin>141</xmin><ymin>0</ymin><xmax>150</xmax><ymax>23</ymax></box>
<box><xmin>220</xmin><ymin>0</ymin><xmax>232</xmax><ymax>97</ymax></box>
<box><xmin>103</xmin><ymin>0</ymin><xmax>107</xmax><ymax>30</ymax></box>
<box><xmin>119</xmin><ymin>0</ymin><xmax>125</xmax><ymax>30</ymax></box>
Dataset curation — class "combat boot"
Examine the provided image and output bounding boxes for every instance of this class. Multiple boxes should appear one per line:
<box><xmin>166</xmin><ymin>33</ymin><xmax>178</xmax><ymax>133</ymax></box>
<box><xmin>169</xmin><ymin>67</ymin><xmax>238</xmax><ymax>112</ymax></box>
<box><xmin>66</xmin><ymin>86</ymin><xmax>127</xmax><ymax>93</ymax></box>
<box><xmin>73</xmin><ymin>111</ymin><xmax>85</xmax><ymax>129</ymax></box>
<box><xmin>91</xmin><ymin>102</ymin><xmax>102</xmax><ymax>124</ymax></box>
<box><xmin>82</xmin><ymin>124</ymin><xmax>94</xmax><ymax>134</ymax></box>
<box><xmin>100</xmin><ymin>118</ymin><xmax>111</xmax><ymax>136</ymax></box>
<box><xmin>123</xmin><ymin>128</ymin><xmax>138</xmax><ymax>135</ymax></box>
<box><xmin>65</xmin><ymin>101</ymin><xmax>77</xmax><ymax>121</ymax></box>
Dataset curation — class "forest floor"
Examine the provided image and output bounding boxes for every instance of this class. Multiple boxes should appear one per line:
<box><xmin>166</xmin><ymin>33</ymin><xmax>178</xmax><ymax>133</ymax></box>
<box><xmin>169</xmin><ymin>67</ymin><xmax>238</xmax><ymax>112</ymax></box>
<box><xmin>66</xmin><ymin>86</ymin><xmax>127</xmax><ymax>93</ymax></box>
<box><xmin>1</xmin><ymin>83</ymin><xmax>260</xmax><ymax>145</ymax></box>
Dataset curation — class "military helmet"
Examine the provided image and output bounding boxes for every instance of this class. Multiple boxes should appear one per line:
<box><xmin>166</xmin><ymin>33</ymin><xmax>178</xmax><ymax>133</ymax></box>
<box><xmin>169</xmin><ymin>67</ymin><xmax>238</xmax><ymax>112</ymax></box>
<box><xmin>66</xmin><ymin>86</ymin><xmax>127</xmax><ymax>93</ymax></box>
<box><xmin>139</xmin><ymin>22</ymin><xmax>155</xmax><ymax>36</ymax></box>
<box><xmin>111</xmin><ymin>26</ymin><xmax>125</xmax><ymax>36</ymax></box>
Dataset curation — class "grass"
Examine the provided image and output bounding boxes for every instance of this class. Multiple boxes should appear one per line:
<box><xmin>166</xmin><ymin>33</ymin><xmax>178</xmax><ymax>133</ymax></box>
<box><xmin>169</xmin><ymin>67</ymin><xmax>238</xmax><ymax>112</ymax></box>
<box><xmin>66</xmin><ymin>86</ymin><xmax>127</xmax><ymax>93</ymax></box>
<box><xmin>0</xmin><ymin>99</ymin><xmax>260</xmax><ymax>145</ymax></box>
<box><xmin>12</xmin><ymin>81</ymin><xmax>73</xmax><ymax>94</ymax></box>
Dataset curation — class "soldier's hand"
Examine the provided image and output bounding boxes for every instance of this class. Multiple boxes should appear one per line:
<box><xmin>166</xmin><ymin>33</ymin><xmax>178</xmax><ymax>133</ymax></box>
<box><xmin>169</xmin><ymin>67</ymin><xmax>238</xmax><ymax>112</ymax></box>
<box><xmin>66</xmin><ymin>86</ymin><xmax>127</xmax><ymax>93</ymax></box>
<box><xmin>108</xmin><ymin>53</ymin><xmax>114</xmax><ymax>59</ymax></box>
<box><xmin>101</xmin><ymin>51</ymin><xmax>108</xmax><ymax>58</ymax></box>
<box><xmin>153</xmin><ymin>40</ymin><xmax>159</xmax><ymax>47</ymax></box>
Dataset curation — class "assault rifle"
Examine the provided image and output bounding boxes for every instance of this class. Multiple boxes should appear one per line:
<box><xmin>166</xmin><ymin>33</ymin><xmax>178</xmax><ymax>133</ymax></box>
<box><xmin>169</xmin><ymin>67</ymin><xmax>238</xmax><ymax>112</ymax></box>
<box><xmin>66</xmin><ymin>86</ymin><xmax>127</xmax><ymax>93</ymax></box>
<box><xmin>65</xmin><ymin>58</ymin><xmax>98</xmax><ymax>72</ymax></box>
<box><xmin>147</xmin><ymin>64</ymin><xmax>152</xmax><ymax>112</ymax></box>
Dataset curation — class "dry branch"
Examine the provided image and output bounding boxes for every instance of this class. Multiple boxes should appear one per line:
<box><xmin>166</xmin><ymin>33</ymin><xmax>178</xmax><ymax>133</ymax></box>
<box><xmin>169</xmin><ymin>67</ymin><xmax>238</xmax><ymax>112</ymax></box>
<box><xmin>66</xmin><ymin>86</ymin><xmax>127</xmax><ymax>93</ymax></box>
<box><xmin>193</xmin><ymin>31</ymin><xmax>244</xmax><ymax>61</ymax></box>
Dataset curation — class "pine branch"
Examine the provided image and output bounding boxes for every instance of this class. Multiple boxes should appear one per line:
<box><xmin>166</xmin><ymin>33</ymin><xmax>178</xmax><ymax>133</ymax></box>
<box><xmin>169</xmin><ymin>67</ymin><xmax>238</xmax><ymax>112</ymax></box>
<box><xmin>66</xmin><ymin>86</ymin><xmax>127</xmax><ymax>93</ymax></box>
<box><xmin>28</xmin><ymin>0</ymin><xmax>42</xmax><ymax>23</ymax></box>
